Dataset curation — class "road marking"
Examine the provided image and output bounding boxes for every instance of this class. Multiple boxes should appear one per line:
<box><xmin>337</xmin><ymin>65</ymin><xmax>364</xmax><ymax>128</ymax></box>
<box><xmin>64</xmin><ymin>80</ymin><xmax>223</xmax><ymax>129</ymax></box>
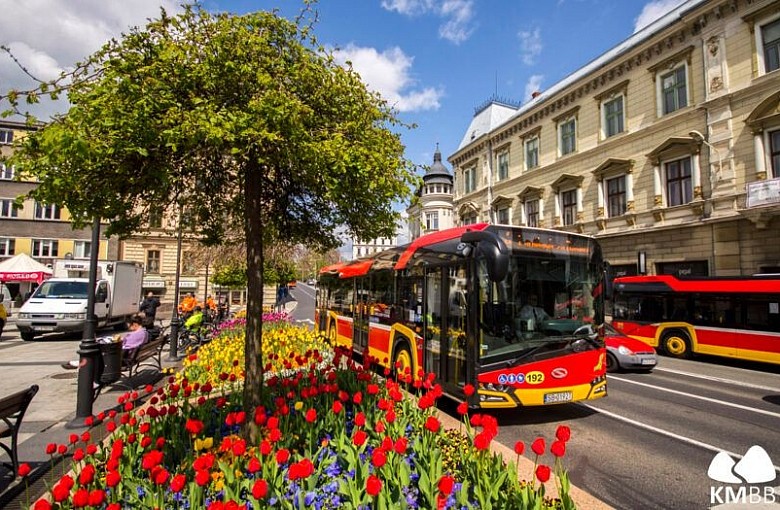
<box><xmin>609</xmin><ymin>375</ymin><xmax>780</xmax><ymax>420</ymax></box>
<box><xmin>578</xmin><ymin>402</ymin><xmax>780</xmax><ymax>473</ymax></box>
<box><xmin>653</xmin><ymin>366</ymin><xmax>780</xmax><ymax>393</ymax></box>
<box><xmin>296</xmin><ymin>319</ymin><xmax>314</xmax><ymax>325</ymax></box>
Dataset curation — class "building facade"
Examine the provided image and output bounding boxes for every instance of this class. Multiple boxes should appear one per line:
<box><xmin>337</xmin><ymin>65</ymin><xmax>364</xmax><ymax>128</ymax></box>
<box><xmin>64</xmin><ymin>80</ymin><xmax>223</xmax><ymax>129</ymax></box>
<box><xmin>407</xmin><ymin>145</ymin><xmax>456</xmax><ymax>240</ymax></box>
<box><xmin>0</xmin><ymin>120</ymin><xmax>118</xmax><ymax>302</ymax></box>
<box><xmin>352</xmin><ymin>236</ymin><xmax>397</xmax><ymax>260</ymax></box>
<box><xmin>449</xmin><ymin>0</ymin><xmax>780</xmax><ymax>278</ymax></box>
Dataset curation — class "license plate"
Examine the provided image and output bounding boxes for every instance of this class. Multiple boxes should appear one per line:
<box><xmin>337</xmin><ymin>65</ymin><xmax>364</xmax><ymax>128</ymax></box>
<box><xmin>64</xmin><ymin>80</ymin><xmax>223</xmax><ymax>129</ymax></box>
<box><xmin>641</xmin><ymin>358</ymin><xmax>656</xmax><ymax>365</ymax></box>
<box><xmin>543</xmin><ymin>391</ymin><xmax>573</xmax><ymax>404</ymax></box>
<box><xmin>35</xmin><ymin>326</ymin><xmax>56</xmax><ymax>331</ymax></box>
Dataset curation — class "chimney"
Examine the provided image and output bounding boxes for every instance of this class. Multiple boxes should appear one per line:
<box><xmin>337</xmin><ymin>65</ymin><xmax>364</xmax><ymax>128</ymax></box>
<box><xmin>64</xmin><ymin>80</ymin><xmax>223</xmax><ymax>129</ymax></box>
<box><xmin>531</xmin><ymin>91</ymin><xmax>541</xmax><ymax>99</ymax></box>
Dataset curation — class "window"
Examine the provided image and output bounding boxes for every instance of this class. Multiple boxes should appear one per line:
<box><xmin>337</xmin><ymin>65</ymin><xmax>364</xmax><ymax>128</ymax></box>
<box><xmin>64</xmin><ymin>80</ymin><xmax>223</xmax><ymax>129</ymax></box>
<box><xmin>562</xmin><ymin>190</ymin><xmax>577</xmax><ymax>226</ymax></box>
<box><xmin>182</xmin><ymin>251</ymin><xmax>197</xmax><ymax>274</ymax></box>
<box><xmin>462</xmin><ymin>212</ymin><xmax>477</xmax><ymax>225</ymax></box>
<box><xmin>525</xmin><ymin>200</ymin><xmax>539</xmax><ymax>227</ymax></box>
<box><xmin>0</xmin><ymin>199</ymin><xmax>18</xmax><ymax>218</ymax></box>
<box><xmin>0</xmin><ymin>130</ymin><xmax>13</xmax><ymax>145</ymax></box>
<box><xmin>770</xmin><ymin>129</ymin><xmax>780</xmax><ymax>178</ymax></box>
<box><xmin>0</xmin><ymin>164</ymin><xmax>14</xmax><ymax>180</ymax></box>
<box><xmin>559</xmin><ymin>118</ymin><xmax>577</xmax><ymax>156</ymax></box>
<box><xmin>464</xmin><ymin>167</ymin><xmax>477</xmax><ymax>193</ymax></box>
<box><xmin>606</xmin><ymin>176</ymin><xmax>627</xmax><ymax>217</ymax></box>
<box><xmin>34</xmin><ymin>202</ymin><xmax>61</xmax><ymax>220</ymax></box>
<box><xmin>761</xmin><ymin>17</ymin><xmax>780</xmax><ymax>73</ymax></box>
<box><xmin>525</xmin><ymin>137</ymin><xmax>539</xmax><ymax>170</ymax></box>
<box><xmin>148</xmin><ymin>209</ymin><xmax>163</xmax><ymax>229</ymax></box>
<box><xmin>73</xmin><ymin>241</ymin><xmax>91</xmax><ymax>259</ymax></box>
<box><xmin>497</xmin><ymin>151</ymin><xmax>509</xmax><ymax>181</ymax></box>
<box><xmin>660</xmin><ymin>65</ymin><xmax>687</xmax><ymax>115</ymax></box>
<box><xmin>603</xmin><ymin>96</ymin><xmax>624</xmax><ymax>138</ymax></box>
<box><xmin>496</xmin><ymin>207</ymin><xmax>510</xmax><ymax>225</ymax></box>
<box><xmin>146</xmin><ymin>250</ymin><xmax>161</xmax><ymax>274</ymax></box>
<box><xmin>32</xmin><ymin>239</ymin><xmax>58</xmax><ymax>257</ymax></box>
<box><xmin>0</xmin><ymin>238</ymin><xmax>14</xmax><ymax>256</ymax></box>
<box><xmin>665</xmin><ymin>157</ymin><xmax>692</xmax><ymax>206</ymax></box>
<box><xmin>425</xmin><ymin>211</ymin><xmax>439</xmax><ymax>230</ymax></box>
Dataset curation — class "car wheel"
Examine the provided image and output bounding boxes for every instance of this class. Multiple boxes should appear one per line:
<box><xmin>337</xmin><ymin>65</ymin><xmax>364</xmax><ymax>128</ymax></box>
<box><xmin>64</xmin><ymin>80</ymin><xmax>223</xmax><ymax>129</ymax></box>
<box><xmin>606</xmin><ymin>352</ymin><xmax>619</xmax><ymax>373</ymax></box>
<box><xmin>662</xmin><ymin>330</ymin><xmax>691</xmax><ymax>359</ymax></box>
<box><xmin>393</xmin><ymin>342</ymin><xmax>413</xmax><ymax>381</ymax></box>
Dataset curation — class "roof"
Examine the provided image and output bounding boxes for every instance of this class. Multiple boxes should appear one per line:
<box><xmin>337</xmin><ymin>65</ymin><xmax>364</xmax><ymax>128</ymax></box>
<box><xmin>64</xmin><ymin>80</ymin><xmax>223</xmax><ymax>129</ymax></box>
<box><xmin>457</xmin><ymin>101</ymin><xmax>518</xmax><ymax>151</ymax></box>
<box><xmin>423</xmin><ymin>145</ymin><xmax>453</xmax><ymax>185</ymax></box>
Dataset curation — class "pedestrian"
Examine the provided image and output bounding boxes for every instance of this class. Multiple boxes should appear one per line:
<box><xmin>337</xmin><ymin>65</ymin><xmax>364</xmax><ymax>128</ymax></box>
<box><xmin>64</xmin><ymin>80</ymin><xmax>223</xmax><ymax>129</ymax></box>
<box><xmin>139</xmin><ymin>291</ymin><xmax>161</xmax><ymax>327</ymax></box>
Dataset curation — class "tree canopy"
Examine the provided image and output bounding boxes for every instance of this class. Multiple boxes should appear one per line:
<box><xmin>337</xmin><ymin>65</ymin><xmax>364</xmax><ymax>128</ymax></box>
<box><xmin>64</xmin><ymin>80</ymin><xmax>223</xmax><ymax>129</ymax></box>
<box><xmin>3</xmin><ymin>3</ymin><xmax>417</xmax><ymax>438</ymax></box>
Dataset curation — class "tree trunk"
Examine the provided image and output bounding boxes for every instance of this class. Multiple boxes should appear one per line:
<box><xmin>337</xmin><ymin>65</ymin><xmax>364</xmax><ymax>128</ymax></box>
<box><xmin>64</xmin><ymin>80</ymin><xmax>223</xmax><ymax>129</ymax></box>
<box><xmin>243</xmin><ymin>160</ymin><xmax>265</xmax><ymax>443</ymax></box>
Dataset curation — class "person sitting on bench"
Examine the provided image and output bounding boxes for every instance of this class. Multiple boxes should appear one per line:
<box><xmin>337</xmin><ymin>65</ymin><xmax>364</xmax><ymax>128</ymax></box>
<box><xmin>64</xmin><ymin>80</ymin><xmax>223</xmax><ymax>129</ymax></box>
<box><xmin>61</xmin><ymin>315</ymin><xmax>149</xmax><ymax>369</ymax></box>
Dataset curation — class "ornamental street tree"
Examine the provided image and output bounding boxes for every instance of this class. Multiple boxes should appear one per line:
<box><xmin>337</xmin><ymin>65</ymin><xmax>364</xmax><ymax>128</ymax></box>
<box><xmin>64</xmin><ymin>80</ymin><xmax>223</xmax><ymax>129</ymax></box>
<box><xmin>3</xmin><ymin>4</ymin><xmax>417</xmax><ymax>440</ymax></box>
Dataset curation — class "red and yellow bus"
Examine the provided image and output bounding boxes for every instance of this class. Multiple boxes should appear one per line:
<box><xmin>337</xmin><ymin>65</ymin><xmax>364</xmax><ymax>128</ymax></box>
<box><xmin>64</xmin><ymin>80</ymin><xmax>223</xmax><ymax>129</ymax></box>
<box><xmin>316</xmin><ymin>224</ymin><xmax>608</xmax><ymax>409</ymax></box>
<box><xmin>611</xmin><ymin>274</ymin><xmax>780</xmax><ymax>365</ymax></box>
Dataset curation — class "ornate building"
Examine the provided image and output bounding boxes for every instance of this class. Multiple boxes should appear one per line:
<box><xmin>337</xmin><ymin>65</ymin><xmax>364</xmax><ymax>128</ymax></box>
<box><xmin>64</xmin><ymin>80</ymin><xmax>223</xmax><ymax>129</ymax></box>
<box><xmin>406</xmin><ymin>145</ymin><xmax>456</xmax><ymax>240</ymax></box>
<box><xmin>449</xmin><ymin>0</ymin><xmax>780</xmax><ymax>277</ymax></box>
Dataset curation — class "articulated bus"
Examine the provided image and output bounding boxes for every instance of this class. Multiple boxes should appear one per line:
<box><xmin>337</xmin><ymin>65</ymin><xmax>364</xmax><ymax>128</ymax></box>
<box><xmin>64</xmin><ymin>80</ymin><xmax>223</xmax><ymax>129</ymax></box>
<box><xmin>612</xmin><ymin>274</ymin><xmax>780</xmax><ymax>365</ymax></box>
<box><xmin>316</xmin><ymin>224</ymin><xmax>608</xmax><ymax>409</ymax></box>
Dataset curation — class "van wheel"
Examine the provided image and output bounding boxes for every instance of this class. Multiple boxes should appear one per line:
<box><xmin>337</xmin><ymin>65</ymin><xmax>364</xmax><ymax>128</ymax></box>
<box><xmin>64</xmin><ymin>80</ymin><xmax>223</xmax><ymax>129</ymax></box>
<box><xmin>662</xmin><ymin>330</ymin><xmax>691</xmax><ymax>359</ymax></box>
<box><xmin>21</xmin><ymin>331</ymin><xmax>35</xmax><ymax>342</ymax></box>
<box><xmin>393</xmin><ymin>342</ymin><xmax>413</xmax><ymax>382</ymax></box>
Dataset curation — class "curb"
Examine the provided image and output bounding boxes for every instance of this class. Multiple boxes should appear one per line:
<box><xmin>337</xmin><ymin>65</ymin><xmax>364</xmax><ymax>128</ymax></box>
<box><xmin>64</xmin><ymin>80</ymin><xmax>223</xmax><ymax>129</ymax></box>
<box><xmin>435</xmin><ymin>409</ymin><xmax>613</xmax><ymax>510</ymax></box>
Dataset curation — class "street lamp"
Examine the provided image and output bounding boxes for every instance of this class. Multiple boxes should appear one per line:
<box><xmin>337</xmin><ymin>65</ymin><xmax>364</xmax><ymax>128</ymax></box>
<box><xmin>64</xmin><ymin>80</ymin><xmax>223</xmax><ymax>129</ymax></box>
<box><xmin>167</xmin><ymin>204</ymin><xmax>184</xmax><ymax>361</ymax></box>
<box><xmin>689</xmin><ymin>130</ymin><xmax>723</xmax><ymax>185</ymax></box>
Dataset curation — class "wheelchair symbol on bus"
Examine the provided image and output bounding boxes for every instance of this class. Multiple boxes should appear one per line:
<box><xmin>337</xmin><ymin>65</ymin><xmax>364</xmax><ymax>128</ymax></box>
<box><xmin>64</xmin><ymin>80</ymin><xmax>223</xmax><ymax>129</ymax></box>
<box><xmin>498</xmin><ymin>373</ymin><xmax>525</xmax><ymax>385</ymax></box>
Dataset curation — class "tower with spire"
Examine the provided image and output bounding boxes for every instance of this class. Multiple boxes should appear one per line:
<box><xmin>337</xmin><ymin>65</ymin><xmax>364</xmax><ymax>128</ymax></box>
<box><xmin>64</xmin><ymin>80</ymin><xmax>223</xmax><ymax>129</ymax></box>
<box><xmin>406</xmin><ymin>144</ymin><xmax>455</xmax><ymax>241</ymax></box>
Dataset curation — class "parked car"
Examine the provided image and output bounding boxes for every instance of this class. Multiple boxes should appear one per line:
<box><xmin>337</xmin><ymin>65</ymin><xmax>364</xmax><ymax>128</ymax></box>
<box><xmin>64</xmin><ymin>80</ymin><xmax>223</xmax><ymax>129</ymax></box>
<box><xmin>306</xmin><ymin>278</ymin><xmax>316</xmax><ymax>286</ymax></box>
<box><xmin>605</xmin><ymin>323</ymin><xmax>657</xmax><ymax>372</ymax></box>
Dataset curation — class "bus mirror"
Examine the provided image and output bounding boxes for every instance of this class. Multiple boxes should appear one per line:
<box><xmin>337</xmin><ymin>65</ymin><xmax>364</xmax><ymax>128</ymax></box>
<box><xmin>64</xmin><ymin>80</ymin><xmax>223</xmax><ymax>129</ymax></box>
<box><xmin>460</xmin><ymin>230</ymin><xmax>509</xmax><ymax>282</ymax></box>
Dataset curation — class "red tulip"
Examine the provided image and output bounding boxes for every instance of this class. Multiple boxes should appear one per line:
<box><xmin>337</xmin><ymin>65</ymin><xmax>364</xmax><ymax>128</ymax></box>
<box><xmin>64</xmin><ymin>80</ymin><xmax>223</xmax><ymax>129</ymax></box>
<box><xmin>17</xmin><ymin>463</ymin><xmax>31</xmax><ymax>477</ymax></box>
<box><xmin>463</xmin><ymin>384</ymin><xmax>475</xmax><ymax>397</ymax></box>
<box><xmin>551</xmin><ymin>440</ymin><xmax>566</xmax><ymax>458</ymax></box>
<box><xmin>457</xmin><ymin>402</ymin><xmax>468</xmax><ymax>415</ymax></box>
<box><xmin>514</xmin><ymin>441</ymin><xmax>525</xmax><ymax>455</ymax></box>
<box><xmin>473</xmin><ymin>431</ymin><xmax>491</xmax><ymax>451</ymax></box>
<box><xmin>332</xmin><ymin>400</ymin><xmax>343</xmax><ymax>414</ymax></box>
<box><xmin>185</xmin><ymin>418</ymin><xmax>205</xmax><ymax>436</ymax></box>
<box><xmin>195</xmin><ymin>469</ymin><xmax>210</xmax><ymax>486</ymax></box>
<box><xmin>87</xmin><ymin>489</ymin><xmax>105</xmax><ymax>507</ymax></box>
<box><xmin>72</xmin><ymin>488</ymin><xmax>90</xmax><ymax>507</ymax></box>
<box><xmin>305</xmin><ymin>408</ymin><xmax>317</xmax><ymax>423</ymax></box>
<box><xmin>424</xmin><ymin>416</ymin><xmax>440</xmax><ymax>433</ymax></box>
<box><xmin>536</xmin><ymin>464</ymin><xmax>551</xmax><ymax>483</ymax></box>
<box><xmin>45</xmin><ymin>443</ymin><xmax>57</xmax><ymax>455</ymax></box>
<box><xmin>366</xmin><ymin>474</ymin><xmax>382</xmax><ymax>496</ymax></box>
<box><xmin>33</xmin><ymin>499</ymin><xmax>53</xmax><ymax>510</ymax></box>
<box><xmin>152</xmin><ymin>466</ymin><xmax>170</xmax><ymax>485</ymax></box>
<box><xmin>354</xmin><ymin>412</ymin><xmax>366</xmax><ymax>427</ymax></box>
<box><xmin>555</xmin><ymin>425</ymin><xmax>571</xmax><ymax>442</ymax></box>
<box><xmin>438</xmin><ymin>475</ymin><xmax>455</xmax><ymax>496</ymax></box>
<box><xmin>352</xmin><ymin>430</ymin><xmax>367</xmax><ymax>446</ymax></box>
<box><xmin>107</xmin><ymin>503</ymin><xmax>121</xmax><ymax>510</ymax></box>
<box><xmin>170</xmin><ymin>473</ymin><xmax>187</xmax><ymax>492</ymax></box>
<box><xmin>106</xmin><ymin>470</ymin><xmax>121</xmax><ymax>488</ymax></box>
<box><xmin>247</xmin><ymin>456</ymin><xmax>262</xmax><ymax>474</ymax></box>
<box><xmin>394</xmin><ymin>437</ymin><xmax>408</xmax><ymax>454</ymax></box>
<box><xmin>531</xmin><ymin>437</ymin><xmax>546</xmax><ymax>456</ymax></box>
<box><xmin>275</xmin><ymin>448</ymin><xmax>290</xmax><ymax>464</ymax></box>
<box><xmin>371</xmin><ymin>449</ymin><xmax>387</xmax><ymax>468</ymax></box>
<box><xmin>252</xmin><ymin>479</ymin><xmax>268</xmax><ymax>499</ymax></box>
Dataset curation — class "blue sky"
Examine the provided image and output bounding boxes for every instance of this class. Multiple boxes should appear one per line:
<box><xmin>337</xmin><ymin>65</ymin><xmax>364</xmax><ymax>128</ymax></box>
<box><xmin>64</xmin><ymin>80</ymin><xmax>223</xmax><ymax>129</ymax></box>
<box><xmin>0</xmin><ymin>0</ymin><xmax>686</xmax><ymax>176</ymax></box>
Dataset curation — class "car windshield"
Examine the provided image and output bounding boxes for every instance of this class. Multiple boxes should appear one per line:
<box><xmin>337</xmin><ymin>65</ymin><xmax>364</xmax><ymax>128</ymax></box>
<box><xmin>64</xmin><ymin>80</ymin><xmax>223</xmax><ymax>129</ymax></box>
<box><xmin>33</xmin><ymin>281</ymin><xmax>89</xmax><ymax>299</ymax></box>
<box><xmin>477</xmin><ymin>250</ymin><xmax>603</xmax><ymax>364</ymax></box>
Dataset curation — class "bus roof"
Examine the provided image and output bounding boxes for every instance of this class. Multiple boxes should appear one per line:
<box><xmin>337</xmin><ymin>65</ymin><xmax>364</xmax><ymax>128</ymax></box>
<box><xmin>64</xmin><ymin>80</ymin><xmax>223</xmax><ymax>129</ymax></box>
<box><xmin>613</xmin><ymin>274</ymin><xmax>780</xmax><ymax>294</ymax></box>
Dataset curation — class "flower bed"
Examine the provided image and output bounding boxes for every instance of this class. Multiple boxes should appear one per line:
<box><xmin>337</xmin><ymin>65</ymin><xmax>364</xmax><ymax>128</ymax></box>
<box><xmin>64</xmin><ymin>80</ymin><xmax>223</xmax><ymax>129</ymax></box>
<box><xmin>25</xmin><ymin>319</ymin><xmax>578</xmax><ymax>509</ymax></box>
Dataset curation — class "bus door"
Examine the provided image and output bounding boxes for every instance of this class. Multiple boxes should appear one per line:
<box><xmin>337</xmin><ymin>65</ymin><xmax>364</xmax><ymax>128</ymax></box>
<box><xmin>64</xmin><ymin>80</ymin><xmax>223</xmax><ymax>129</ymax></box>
<box><xmin>353</xmin><ymin>278</ymin><xmax>370</xmax><ymax>355</ymax></box>
<box><xmin>423</xmin><ymin>267</ymin><xmax>443</xmax><ymax>380</ymax></box>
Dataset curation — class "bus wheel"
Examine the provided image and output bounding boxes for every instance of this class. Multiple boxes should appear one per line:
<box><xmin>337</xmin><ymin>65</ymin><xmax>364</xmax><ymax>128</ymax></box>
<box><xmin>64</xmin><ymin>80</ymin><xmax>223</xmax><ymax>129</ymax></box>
<box><xmin>393</xmin><ymin>343</ymin><xmax>413</xmax><ymax>382</ymax></box>
<box><xmin>662</xmin><ymin>331</ymin><xmax>691</xmax><ymax>359</ymax></box>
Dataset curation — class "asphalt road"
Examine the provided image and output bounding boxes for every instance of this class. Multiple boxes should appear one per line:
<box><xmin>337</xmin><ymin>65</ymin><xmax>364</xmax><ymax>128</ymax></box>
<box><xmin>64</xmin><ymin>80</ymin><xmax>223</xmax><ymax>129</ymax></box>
<box><xmin>291</xmin><ymin>285</ymin><xmax>780</xmax><ymax>509</ymax></box>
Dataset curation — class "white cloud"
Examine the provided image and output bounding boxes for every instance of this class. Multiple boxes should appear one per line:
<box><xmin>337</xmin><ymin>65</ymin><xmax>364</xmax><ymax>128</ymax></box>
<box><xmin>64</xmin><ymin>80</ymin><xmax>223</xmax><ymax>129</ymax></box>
<box><xmin>518</xmin><ymin>27</ymin><xmax>542</xmax><ymax>66</ymax></box>
<box><xmin>382</xmin><ymin>0</ymin><xmax>475</xmax><ymax>44</ymax></box>
<box><xmin>523</xmin><ymin>74</ymin><xmax>544</xmax><ymax>102</ymax></box>
<box><xmin>0</xmin><ymin>0</ymin><xmax>182</xmax><ymax>119</ymax></box>
<box><xmin>633</xmin><ymin>0</ymin><xmax>687</xmax><ymax>33</ymax></box>
<box><xmin>333</xmin><ymin>44</ymin><xmax>442</xmax><ymax>112</ymax></box>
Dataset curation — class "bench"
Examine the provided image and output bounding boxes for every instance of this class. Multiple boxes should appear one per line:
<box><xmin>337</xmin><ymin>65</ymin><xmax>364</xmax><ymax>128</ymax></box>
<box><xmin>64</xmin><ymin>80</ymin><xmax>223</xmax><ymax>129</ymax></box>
<box><xmin>0</xmin><ymin>385</ymin><xmax>39</xmax><ymax>476</ymax></box>
<box><xmin>121</xmin><ymin>334</ymin><xmax>168</xmax><ymax>380</ymax></box>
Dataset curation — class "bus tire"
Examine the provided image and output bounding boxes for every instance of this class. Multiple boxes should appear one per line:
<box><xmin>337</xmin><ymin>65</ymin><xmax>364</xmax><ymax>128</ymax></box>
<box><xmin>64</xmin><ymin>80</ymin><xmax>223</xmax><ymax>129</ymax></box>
<box><xmin>392</xmin><ymin>341</ymin><xmax>413</xmax><ymax>381</ymax></box>
<box><xmin>662</xmin><ymin>330</ymin><xmax>691</xmax><ymax>359</ymax></box>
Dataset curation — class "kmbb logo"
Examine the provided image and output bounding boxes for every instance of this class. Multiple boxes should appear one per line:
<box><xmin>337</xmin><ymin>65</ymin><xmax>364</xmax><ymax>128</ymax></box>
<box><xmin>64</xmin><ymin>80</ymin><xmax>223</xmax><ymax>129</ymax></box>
<box><xmin>708</xmin><ymin>446</ymin><xmax>778</xmax><ymax>505</ymax></box>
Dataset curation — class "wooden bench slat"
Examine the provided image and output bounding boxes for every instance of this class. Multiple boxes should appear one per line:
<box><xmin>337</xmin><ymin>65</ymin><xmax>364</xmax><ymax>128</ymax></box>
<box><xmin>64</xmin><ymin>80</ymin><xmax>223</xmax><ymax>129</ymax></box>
<box><xmin>0</xmin><ymin>384</ymin><xmax>38</xmax><ymax>477</ymax></box>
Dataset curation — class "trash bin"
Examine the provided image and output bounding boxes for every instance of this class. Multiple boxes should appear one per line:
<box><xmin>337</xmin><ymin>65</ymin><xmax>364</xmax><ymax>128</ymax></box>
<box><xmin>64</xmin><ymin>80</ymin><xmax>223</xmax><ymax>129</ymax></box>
<box><xmin>96</xmin><ymin>341</ymin><xmax>124</xmax><ymax>385</ymax></box>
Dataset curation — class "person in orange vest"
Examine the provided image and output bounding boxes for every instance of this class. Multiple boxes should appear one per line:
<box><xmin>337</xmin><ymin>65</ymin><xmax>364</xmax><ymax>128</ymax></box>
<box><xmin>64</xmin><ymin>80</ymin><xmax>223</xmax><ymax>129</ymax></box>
<box><xmin>178</xmin><ymin>292</ymin><xmax>198</xmax><ymax>316</ymax></box>
<box><xmin>205</xmin><ymin>294</ymin><xmax>217</xmax><ymax>311</ymax></box>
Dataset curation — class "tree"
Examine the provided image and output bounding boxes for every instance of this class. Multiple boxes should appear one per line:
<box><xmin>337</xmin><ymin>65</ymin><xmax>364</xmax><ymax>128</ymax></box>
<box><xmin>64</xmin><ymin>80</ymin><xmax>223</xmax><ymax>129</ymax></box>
<box><xmin>3</xmin><ymin>4</ymin><xmax>417</xmax><ymax>440</ymax></box>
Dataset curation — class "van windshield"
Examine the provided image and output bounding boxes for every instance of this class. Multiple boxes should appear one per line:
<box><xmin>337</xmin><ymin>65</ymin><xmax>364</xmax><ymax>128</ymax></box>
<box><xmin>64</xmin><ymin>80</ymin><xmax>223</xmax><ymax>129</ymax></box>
<box><xmin>33</xmin><ymin>281</ymin><xmax>89</xmax><ymax>299</ymax></box>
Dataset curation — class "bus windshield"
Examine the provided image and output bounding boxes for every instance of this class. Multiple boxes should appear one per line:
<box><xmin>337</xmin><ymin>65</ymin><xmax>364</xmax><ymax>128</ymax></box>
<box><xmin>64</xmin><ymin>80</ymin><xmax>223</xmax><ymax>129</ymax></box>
<box><xmin>477</xmin><ymin>252</ymin><xmax>602</xmax><ymax>364</ymax></box>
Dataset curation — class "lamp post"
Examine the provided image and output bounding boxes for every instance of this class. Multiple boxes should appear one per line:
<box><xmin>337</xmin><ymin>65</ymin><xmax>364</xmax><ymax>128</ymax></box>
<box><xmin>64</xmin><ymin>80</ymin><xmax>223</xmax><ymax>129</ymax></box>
<box><xmin>689</xmin><ymin>130</ymin><xmax>723</xmax><ymax>185</ymax></box>
<box><xmin>70</xmin><ymin>217</ymin><xmax>101</xmax><ymax>427</ymax></box>
<box><xmin>167</xmin><ymin>205</ymin><xmax>184</xmax><ymax>361</ymax></box>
